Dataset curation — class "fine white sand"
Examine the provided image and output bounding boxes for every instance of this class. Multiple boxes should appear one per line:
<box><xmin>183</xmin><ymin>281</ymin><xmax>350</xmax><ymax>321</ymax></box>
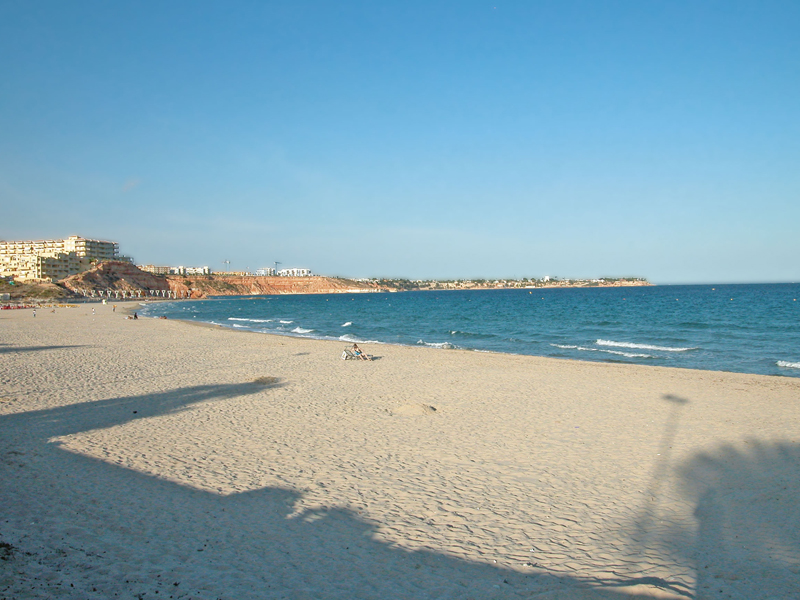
<box><xmin>1</xmin><ymin>302</ymin><xmax>799</xmax><ymax>599</ymax></box>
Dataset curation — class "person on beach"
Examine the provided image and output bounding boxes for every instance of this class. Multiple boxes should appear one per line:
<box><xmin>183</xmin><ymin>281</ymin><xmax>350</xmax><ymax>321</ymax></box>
<box><xmin>352</xmin><ymin>343</ymin><xmax>372</xmax><ymax>361</ymax></box>
<box><xmin>133</xmin><ymin>312</ymin><xmax>138</xmax><ymax>320</ymax></box>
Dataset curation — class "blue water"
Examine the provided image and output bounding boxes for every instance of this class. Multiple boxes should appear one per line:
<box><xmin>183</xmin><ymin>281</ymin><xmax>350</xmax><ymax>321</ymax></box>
<box><xmin>139</xmin><ymin>283</ymin><xmax>800</xmax><ymax>378</ymax></box>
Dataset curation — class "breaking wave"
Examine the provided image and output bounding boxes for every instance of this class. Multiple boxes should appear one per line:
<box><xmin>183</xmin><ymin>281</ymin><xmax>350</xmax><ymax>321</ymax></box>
<box><xmin>339</xmin><ymin>334</ymin><xmax>382</xmax><ymax>344</ymax></box>
<box><xmin>449</xmin><ymin>329</ymin><xmax>496</xmax><ymax>340</ymax></box>
<box><xmin>291</xmin><ymin>327</ymin><xmax>314</xmax><ymax>334</ymax></box>
<box><xmin>552</xmin><ymin>343</ymin><xmax>653</xmax><ymax>359</ymax></box>
<box><xmin>777</xmin><ymin>361</ymin><xmax>800</xmax><ymax>369</ymax></box>
<box><xmin>229</xmin><ymin>317</ymin><xmax>273</xmax><ymax>323</ymax></box>
<box><xmin>417</xmin><ymin>340</ymin><xmax>458</xmax><ymax>349</ymax></box>
<box><xmin>596</xmin><ymin>339</ymin><xmax>695</xmax><ymax>352</ymax></box>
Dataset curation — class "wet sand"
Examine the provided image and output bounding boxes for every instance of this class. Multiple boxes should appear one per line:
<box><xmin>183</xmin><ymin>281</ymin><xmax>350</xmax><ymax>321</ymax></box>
<box><xmin>1</xmin><ymin>302</ymin><xmax>799</xmax><ymax>599</ymax></box>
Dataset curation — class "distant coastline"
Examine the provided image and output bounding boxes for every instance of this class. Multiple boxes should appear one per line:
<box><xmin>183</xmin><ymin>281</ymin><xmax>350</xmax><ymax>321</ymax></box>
<box><xmin>373</xmin><ymin>277</ymin><xmax>651</xmax><ymax>292</ymax></box>
<box><xmin>1</xmin><ymin>260</ymin><xmax>652</xmax><ymax>302</ymax></box>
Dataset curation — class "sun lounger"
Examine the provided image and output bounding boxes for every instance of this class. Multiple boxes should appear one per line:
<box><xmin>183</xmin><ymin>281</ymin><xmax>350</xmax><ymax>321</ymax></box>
<box><xmin>342</xmin><ymin>347</ymin><xmax>372</xmax><ymax>360</ymax></box>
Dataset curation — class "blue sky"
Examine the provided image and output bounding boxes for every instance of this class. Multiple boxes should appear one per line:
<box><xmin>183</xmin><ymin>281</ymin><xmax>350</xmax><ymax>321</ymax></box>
<box><xmin>1</xmin><ymin>1</ymin><xmax>798</xmax><ymax>283</ymax></box>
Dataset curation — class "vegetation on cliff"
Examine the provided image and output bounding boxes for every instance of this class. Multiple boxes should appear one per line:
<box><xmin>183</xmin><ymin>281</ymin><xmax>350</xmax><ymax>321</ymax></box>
<box><xmin>0</xmin><ymin>279</ymin><xmax>69</xmax><ymax>300</ymax></box>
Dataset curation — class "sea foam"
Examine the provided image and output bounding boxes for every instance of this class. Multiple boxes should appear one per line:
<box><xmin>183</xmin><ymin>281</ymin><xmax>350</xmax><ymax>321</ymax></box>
<box><xmin>777</xmin><ymin>361</ymin><xmax>800</xmax><ymax>369</ymax></box>
<box><xmin>417</xmin><ymin>340</ymin><xmax>457</xmax><ymax>349</ymax></box>
<box><xmin>229</xmin><ymin>317</ymin><xmax>273</xmax><ymax>323</ymax></box>
<box><xmin>596</xmin><ymin>339</ymin><xmax>695</xmax><ymax>352</ymax></box>
<box><xmin>339</xmin><ymin>334</ymin><xmax>382</xmax><ymax>344</ymax></box>
<box><xmin>552</xmin><ymin>343</ymin><xmax>653</xmax><ymax>359</ymax></box>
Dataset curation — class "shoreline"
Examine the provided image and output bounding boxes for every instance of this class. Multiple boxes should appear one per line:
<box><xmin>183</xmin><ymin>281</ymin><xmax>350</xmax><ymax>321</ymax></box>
<box><xmin>138</xmin><ymin>299</ymin><xmax>800</xmax><ymax>381</ymax></box>
<box><xmin>151</xmin><ymin>313</ymin><xmax>800</xmax><ymax>385</ymax></box>
<box><xmin>2</xmin><ymin>304</ymin><xmax>799</xmax><ymax>599</ymax></box>
<box><xmin>171</xmin><ymin>314</ymin><xmax>800</xmax><ymax>380</ymax></box>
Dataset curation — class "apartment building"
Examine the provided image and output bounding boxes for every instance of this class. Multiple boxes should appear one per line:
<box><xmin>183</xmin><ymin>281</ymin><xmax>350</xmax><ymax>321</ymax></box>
<box><xmin>277</xmin><ymin>268</ymin><xmax>312</xmax><ymax>277</ymax></box>
<box><xmin>138</xmin><ymin>265</ymin><xmax>211</xmax><ymax>276</ymax></box>
<box><xmin>0</xmin><ymin>235</ymin><xmax>127</xmax><ymax>281</ymax></box>
<box><xmin>138</xmin><ymin>265</ymin><xmax>171</xmax><ymax>275</ymax></box>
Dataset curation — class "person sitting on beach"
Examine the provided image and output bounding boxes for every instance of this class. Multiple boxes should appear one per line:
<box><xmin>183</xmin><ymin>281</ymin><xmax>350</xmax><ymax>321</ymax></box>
<box><xmin>352</xmin><ymin>343</ymin><xmax>372</xmax><ymax>361</ymax></box>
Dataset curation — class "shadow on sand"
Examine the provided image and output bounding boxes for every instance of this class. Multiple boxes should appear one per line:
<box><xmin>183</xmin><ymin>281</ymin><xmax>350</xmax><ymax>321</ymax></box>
<box><xmin>626</xmin><ymin>394</ymin><xmax>800</xmax><ymax>600</ymax></box>
<box><xmin>0</xmin><ymin>344</ymin><xmax>88</xmax><ymax>354</ymax></box>
<box><xmin>1</xmin><ymin>385</ymin><xmax>797</xmax><ymax>598</ymax></box>
<box><xmin>671</xmin><ymin>440</ymin><xmax>800</xmax><ymax>599</ymax></box>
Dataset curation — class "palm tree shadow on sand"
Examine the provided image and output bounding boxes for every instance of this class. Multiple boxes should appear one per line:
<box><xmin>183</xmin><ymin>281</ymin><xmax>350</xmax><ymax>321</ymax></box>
<box><xmin>1</xmin><ymin>385</ymin><xmax>797</xmax><ymax>598</ymax></box>
<box><xmin>623</xmin><ymin>394</ymin><xmax>800</xmax><ymax>600</ymax></box>
<box><xmin>669</xmin><ymin>439</ymin><xmax>800</xmax><ymax>599</ymax></box>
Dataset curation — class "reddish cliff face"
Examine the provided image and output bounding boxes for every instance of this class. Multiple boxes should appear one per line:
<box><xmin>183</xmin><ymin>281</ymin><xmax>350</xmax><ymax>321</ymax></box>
<box><xmin>61</xmin><ymin>261</ymin><xmax>169</xmax><ymax>294</ymax></box>
<box><xmin>165</xmin><ymin>275</ymin><xmax>381</xmax><ymax>297</ymax></box>
<box><xmin>60</xmin><ymin>262</ymin><xmax>381</xmax><ymax>298</ymax></box>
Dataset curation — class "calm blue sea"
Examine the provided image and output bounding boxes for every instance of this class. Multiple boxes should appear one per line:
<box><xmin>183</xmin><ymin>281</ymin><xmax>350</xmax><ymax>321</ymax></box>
<box><xmin>139</xmin><ymin>283</ymin><xmax>800</xmax><ymax>378</ymax></box>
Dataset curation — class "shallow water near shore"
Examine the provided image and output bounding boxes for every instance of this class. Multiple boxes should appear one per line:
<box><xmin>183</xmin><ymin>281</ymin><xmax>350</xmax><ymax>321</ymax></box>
<box><xmin>140</xmin><ymin>282</ymin><xmax>800</xmax><ymax>377</ymax></box>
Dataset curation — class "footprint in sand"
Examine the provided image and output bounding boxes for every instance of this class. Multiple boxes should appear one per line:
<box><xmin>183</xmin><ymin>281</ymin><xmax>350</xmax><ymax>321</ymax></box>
<box><xmin>393</xmin><ymin>404</ymin><xmax>437</xmax><ymax>416</ymax></box>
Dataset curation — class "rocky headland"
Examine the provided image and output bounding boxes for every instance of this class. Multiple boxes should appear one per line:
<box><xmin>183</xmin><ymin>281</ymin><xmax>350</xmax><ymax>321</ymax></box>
<box><xmin>1</xmin><ymin>262</ymin><xmax>382</xmax><ymax>302</ymax></box>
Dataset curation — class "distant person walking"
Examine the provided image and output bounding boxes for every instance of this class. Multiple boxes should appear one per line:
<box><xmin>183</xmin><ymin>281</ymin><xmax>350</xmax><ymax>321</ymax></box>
<box><xmin>32</xmin><ymin>309</ymin><xmax>36</xmax><ymax>317</ymax></box>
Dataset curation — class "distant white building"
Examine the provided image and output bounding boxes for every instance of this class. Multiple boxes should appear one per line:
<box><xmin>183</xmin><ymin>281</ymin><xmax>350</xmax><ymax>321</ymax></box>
<box><xmin>139</xmin><ymin>265</ymin><xmax>170</xmax><ymax>275</ymax></box>
<box><xmin>140</xmin><ymin>265</ymin><xmax>210</xmax><ymax>276</ymax></box>
<box><xmin>277</xmin><ymin>268</ymin><xmax>312</xmax><ymax>277</ymax></box>
<box><xmin>255</xmin><ymin>267</ymin><xmax>276</xmax><ymax>276</ymax></box>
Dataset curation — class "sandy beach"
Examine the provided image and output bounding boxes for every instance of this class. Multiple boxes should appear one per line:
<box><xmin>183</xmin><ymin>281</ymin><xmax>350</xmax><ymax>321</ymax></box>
<box><xmin>1</xmin><ymin>302</ymin><xmax>798</xmax><ymax>599</ymax></box>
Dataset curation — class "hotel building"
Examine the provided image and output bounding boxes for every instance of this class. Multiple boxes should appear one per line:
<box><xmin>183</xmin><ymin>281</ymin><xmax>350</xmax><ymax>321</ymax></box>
<box><xmin>0</xmin><ymin>235</ymin><xmax>129</xmax><ymax>281</ymax></box>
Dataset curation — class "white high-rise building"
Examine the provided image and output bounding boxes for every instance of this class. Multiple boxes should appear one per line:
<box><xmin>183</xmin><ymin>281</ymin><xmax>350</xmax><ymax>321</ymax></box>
<box><xmin>0</xmin><ymin>235</ymin><xmax>128</xmax><ymax>281</ymax></box>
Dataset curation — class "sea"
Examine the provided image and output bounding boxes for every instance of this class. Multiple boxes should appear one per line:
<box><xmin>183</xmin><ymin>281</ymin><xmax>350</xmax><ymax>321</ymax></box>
<box><xmin>139</xmin><ymin>283</ymin><xmax>800</xmax><ymax>378</ymax></box>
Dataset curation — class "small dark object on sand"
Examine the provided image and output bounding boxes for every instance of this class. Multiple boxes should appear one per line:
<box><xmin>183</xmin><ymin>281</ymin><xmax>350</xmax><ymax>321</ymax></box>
<box><xmin>0</xmin><ymin>541</ymin><xmax>16</xmax><ymax>561</ymax></box>
<box><xmin>253</xmin><ymin>376</ymin><xmax>280</xmax><ymax>385</ymax></box>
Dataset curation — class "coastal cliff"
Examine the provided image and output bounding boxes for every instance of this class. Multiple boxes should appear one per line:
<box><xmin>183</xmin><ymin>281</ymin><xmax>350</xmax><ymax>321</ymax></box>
<box><xmin>5</xmin><ymin>261</ymin><xmax>650</xmax><ymax>302</ymax></box>
<box><xmin>60</xmin><ymin>261</ymin><xmax>170</xmax><ymax>295</ymax></box>
<box><xmin>165</xmin><ymin>274</ymin><xmax>381</xmax><ymax>297</ymax></box>
<box><xmin>58</xmin><ymin>262</ymin><xmax>380</xmax><ymax>298</ymax></box>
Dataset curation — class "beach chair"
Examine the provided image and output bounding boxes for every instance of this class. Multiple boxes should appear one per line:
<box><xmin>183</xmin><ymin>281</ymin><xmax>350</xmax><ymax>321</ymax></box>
<box><xmin>342</xmin><ymin>348</ymin><xmax>359</xmax><ymax>360</ymax></box>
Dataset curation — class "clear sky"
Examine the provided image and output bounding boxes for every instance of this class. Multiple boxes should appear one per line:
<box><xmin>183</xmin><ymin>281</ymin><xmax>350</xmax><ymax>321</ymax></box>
<box><xmin>1</xmin><ymin>1</ymin><xmax>798</xmax><ymax>283</ymax></box>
